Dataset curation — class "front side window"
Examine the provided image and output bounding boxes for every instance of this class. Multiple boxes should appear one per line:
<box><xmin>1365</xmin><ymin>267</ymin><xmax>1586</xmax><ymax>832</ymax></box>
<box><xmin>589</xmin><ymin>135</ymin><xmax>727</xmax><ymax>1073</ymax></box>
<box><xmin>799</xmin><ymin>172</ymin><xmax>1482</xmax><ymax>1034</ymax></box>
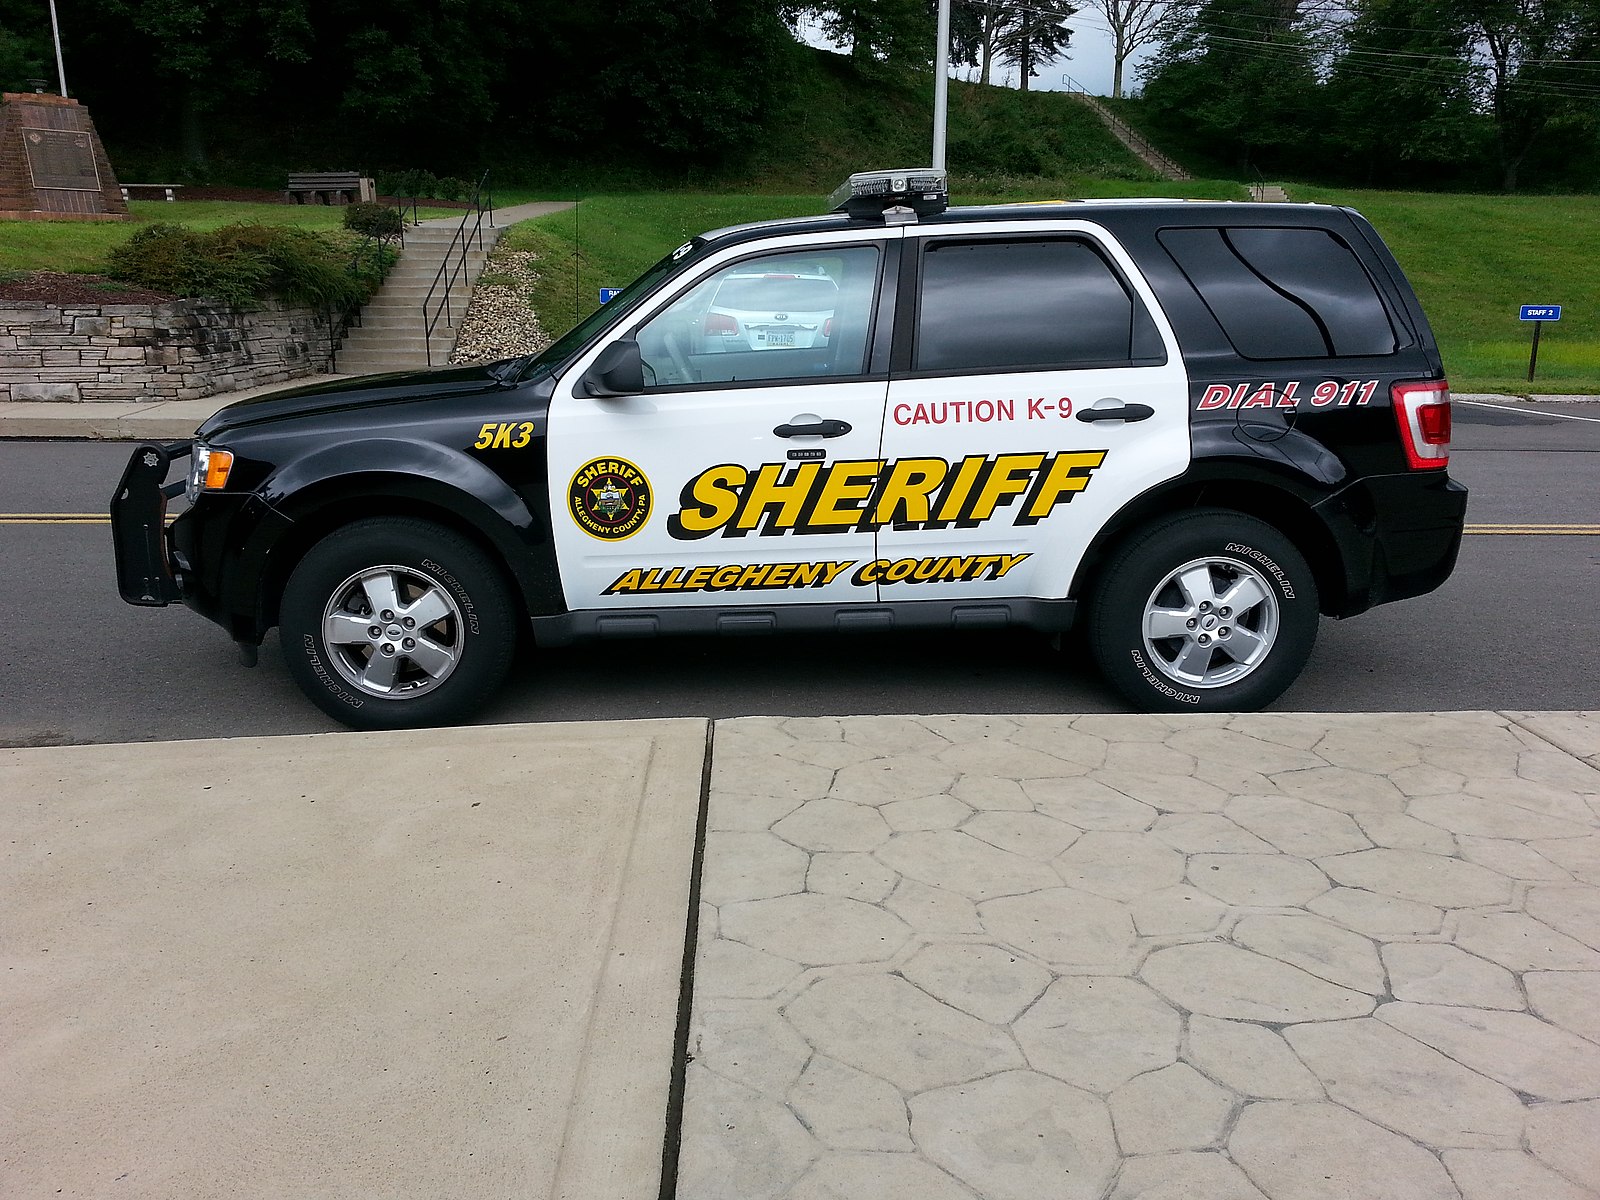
<box><xmin>634</xmin><ymin>245</ymin><xmax>880</xmax><ymax>389</ymax></box>
<box><xmin>914</xmin><ymin>237</ymin><xmax>1156</xmax><ymax>374</ymax></box>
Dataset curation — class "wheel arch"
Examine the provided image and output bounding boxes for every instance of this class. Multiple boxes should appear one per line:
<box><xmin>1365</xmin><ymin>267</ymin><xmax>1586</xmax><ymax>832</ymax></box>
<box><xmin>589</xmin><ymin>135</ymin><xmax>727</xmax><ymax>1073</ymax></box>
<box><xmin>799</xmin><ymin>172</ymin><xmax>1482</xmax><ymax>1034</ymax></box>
<box><xmin>1069</xmin><ymin>465</ymin><xmax>1351</xmax><ymax>617</ymax></box>
<box><xmin>253</xmin><ymin>471</ymin><xmax>559</xmax><ymax>635</ymax></box>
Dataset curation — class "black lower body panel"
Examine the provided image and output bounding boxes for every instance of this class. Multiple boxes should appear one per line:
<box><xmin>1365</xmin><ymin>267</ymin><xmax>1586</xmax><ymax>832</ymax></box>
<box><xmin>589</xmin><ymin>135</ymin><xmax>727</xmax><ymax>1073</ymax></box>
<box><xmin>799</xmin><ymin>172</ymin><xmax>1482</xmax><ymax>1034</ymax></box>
<box><xmin>1317</xmin><ymin>472</ymin><xmax>1468</xmax><ymax>617</ymax></box>
<box><xmin>532</xmin><ymin>597</ymin><xmax>1077</xmax><ymax>647</ymax></box>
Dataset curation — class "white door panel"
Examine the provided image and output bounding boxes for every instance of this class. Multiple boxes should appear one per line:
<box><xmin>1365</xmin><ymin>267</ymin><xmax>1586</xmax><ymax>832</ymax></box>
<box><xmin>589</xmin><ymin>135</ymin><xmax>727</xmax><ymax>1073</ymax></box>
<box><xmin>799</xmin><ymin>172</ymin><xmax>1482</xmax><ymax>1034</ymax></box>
<box><xmin>548</xmin><ymin>229</ymin><xmax>896</xmax><ymax>611</ymax></box>
<box><xmin>878</xmin><ymin>220</ymin><xmax>1189</xmax><ymax>602</ymax></box>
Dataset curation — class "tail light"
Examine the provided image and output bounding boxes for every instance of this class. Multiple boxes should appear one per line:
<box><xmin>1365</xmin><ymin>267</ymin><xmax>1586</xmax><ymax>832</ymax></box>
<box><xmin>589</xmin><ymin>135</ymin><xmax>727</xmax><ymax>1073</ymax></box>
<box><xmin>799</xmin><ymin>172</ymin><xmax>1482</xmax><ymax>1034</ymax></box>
<box><xmin>703</xmin><ymin>313</ymin><xmax>739</xmax><ymax>336</ymax></box>
<box><xmin>1392</xmin><ymin>380</ymin><xmax>1451</xmax><ymax>470</ymax></box>
<box><xmin>823</xmin><ymin>318</ymin><xmax>833</xmax><ymax>338</ymax></box>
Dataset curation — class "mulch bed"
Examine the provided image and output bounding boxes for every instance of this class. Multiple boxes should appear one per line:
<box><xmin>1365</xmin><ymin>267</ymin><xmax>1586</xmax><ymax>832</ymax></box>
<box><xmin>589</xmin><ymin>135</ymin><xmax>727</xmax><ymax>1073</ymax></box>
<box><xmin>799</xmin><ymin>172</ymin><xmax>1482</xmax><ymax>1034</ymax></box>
<box><xmin>0</xmin><ymin>271</ymin><xmax>176</xmax><ymax>305</ymax></box>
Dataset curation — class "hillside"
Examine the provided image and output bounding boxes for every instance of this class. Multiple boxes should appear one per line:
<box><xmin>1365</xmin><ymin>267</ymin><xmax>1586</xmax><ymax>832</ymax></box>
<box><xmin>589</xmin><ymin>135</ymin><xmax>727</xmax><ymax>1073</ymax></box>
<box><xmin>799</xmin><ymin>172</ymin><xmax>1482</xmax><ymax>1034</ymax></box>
<box><xmin>726</xmin><ymin>46</ymin><xmax>1158</xmax><ymax>191</ymax></box>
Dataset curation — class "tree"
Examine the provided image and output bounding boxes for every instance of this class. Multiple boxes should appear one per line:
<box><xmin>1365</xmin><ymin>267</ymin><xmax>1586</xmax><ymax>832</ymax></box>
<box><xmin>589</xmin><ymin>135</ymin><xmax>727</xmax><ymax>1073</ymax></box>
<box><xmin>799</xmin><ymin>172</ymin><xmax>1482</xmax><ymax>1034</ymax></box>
<box><xmin>781</xmin><ymin>0</ymin><xmax>934</xmax><ymax>65</ymax></box>
<box><xmin>1461</xmin><ymin>0</ymin><xmax>1600</xmax><ymax>190</ymax></box>
<box><xmin>1140</xmin><ymin>0</ymin><xmax>1325</xmax><ymax>172</ymax></box>
<box><xmin>0</xmin><ymin>3</ymin><xmax>49</xmax><ymax>93</ymax></box>
<box><xmin>996</xmin><ymin>0</ymin><xmax>1077</xmax><ymax>90</ymax></box>
<box><xmin>1079</xmin><ymin>0</ymin><xmax>1173</xmax><ymax>97</ymax></box>
<box><xmin>1323</xmin><ymin>0</ymin><xmax>1483</xmax><ymax>184</ymax></box>
<box><xmin>67</xmin><ymin>0</ymin><xmax>314</xmax><ymax>164</ymax></box>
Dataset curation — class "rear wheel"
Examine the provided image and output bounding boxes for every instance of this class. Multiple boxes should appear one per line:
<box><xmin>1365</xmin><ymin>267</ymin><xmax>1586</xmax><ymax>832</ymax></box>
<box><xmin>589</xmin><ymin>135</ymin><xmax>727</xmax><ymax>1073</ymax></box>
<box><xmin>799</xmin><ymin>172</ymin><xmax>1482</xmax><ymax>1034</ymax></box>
<box><xmin>1088</xmin><ymin>509</ymin><xmax>1318</xmax><ymax>713</ymax></box>
<box><xmin>281</xmin><ymin>518</ymin><xmax>515</xmax><ymax>730</ymax></box>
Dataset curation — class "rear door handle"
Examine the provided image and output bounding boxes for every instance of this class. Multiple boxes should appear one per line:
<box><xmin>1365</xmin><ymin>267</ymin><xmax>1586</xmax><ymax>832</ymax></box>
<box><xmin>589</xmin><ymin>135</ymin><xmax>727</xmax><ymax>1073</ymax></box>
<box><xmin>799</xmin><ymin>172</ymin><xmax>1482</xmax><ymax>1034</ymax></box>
<box><xmin>775</xmin><ymin>419</ymin><xmax>852</xmax><ymax>438</ymax></box>
<box><xmin>1076</xmin><ymin>402</ymin><xmax>1154</xmax><ymax>423</ymax></box>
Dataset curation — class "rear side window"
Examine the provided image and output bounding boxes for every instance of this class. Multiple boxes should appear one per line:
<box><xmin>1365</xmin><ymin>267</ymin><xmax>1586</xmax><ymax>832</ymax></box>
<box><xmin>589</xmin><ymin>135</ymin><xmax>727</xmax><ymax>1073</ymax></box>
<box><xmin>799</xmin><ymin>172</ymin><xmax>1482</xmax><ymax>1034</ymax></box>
<box><xmin>1159</xmin><ymin>226</ymin><xmax>1397</xmax><ymax>359</ymax></box>
<box><xmin>914</xmin><ymin>237</ymin><xmax>1161</xmax><ymax>373</ymax></box>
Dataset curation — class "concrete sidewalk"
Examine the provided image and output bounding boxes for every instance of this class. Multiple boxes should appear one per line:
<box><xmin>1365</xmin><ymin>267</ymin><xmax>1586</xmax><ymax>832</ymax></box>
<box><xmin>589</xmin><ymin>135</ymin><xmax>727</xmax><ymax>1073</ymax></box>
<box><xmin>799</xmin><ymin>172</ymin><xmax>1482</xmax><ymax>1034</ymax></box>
<box><xmin>4</xmin><ymin>711</ymin><xmax>1599</xmax><ymax>1200</ymax></box>
<box><xmin>3</xmin><ymin>719</ymin><xmax>707</xmax><ymax>1200</ymax></box>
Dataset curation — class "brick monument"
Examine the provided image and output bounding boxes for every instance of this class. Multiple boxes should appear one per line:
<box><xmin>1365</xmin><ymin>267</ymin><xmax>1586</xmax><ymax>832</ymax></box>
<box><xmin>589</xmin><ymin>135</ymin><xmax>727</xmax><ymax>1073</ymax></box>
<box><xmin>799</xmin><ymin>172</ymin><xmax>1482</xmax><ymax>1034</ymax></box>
<box><xmin>0</xmin><ymin>92</ymin><xmax>127</xmax><ymax>221</ymax></box>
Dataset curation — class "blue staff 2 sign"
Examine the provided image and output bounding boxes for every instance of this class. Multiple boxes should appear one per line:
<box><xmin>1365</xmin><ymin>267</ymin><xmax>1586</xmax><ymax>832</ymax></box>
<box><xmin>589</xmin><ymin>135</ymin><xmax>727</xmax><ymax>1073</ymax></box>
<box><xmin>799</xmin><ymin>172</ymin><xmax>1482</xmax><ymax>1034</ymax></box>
<box><xmin>1520</xmin><ymin>303</ymin><xmax>1562</xmax><ymax>380</ymax></box>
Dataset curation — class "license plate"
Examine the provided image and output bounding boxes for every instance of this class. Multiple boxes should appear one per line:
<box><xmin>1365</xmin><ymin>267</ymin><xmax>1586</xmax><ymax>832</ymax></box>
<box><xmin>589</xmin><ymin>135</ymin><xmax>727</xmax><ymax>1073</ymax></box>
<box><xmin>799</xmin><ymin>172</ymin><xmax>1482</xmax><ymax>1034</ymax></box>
<box><xmin>765</xmin><ymin>329</ymin><xmax>796</xmax><ymax>347</ymax></box>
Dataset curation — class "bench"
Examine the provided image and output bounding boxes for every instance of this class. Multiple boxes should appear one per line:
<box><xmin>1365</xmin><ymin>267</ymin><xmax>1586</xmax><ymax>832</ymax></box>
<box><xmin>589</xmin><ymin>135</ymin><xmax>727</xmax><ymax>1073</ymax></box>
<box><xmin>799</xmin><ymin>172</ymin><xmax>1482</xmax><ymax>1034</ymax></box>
<box><xmin>286</xmin><ymin>172</ymin><xmax>375</xmax><ymax>206</ymax></box>
<box><xmin>120</xmin><ymin>184</ymin><xmax>183</xmax><ymax>202</ymax></box>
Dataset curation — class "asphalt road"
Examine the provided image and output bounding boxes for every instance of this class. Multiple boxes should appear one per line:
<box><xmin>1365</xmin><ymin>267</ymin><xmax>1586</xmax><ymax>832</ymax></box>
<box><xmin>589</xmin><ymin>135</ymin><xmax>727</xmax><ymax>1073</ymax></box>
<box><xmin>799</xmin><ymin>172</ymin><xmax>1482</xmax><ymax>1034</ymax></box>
<box><xmin>2</xmin><ymin>398</ymin><xmax>1597</xmax><ymax>747</ymax></box>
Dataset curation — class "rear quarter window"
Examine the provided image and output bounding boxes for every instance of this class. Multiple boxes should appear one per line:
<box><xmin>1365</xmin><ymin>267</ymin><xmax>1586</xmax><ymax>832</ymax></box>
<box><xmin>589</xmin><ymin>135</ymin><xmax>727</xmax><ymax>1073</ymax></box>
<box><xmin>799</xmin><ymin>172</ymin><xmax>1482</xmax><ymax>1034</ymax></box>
<box><xmin>1159</xmin><ymin>226</ymin><xmax>1397</xmax><ymax>360</ymax></box>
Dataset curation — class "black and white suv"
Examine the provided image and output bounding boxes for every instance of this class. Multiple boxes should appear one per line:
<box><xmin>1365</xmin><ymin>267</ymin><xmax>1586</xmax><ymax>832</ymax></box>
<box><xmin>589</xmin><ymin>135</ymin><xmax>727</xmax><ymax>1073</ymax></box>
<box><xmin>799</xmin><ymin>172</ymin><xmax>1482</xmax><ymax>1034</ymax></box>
<box><xmin>113</xmin><ymin>169</ymin><xmax>1467</xmax><ymax>728</ymax></box>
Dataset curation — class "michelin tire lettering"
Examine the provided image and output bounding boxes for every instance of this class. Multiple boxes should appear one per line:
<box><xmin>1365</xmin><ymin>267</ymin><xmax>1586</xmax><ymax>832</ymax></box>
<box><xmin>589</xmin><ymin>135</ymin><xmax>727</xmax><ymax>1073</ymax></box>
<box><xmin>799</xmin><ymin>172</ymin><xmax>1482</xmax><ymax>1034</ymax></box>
<box><xmin>1131</xmin><ymin>649</ymin><xmax>1200</xmax><ymax>705</ymax></box>
<box><xmin>667</xmin><ymin>451</ymin><xmax>1107</xmax><ymax>540</ymax></box>
<box><xmin>303</xmin><ymin>633</ymin><xmax>365</xmax><ymax>708</ymax></box>
<box><xmin>1224</xmin><ymin>542</ymin><xmax>1295</xmax><ymax>598</ymax></box>
<box><xmin>422</xmin><ymin>557</ymin><xmax>481</xmax><ymax>633</ymax></box>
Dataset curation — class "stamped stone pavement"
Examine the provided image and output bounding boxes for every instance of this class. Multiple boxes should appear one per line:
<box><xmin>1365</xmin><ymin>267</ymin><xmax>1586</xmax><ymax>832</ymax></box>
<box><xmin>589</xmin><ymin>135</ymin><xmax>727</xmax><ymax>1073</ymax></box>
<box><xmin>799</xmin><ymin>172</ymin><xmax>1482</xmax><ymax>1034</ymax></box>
<box><xmin>679</xmin><ymin>712</ymin><xmax>1600</xmax><ymax>1200</ymax></box>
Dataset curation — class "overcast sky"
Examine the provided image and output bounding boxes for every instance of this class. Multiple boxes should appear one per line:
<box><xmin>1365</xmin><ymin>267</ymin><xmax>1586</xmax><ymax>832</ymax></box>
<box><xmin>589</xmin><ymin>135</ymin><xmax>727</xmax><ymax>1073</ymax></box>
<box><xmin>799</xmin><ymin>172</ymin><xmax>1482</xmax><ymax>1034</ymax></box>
<box><xmin>794</xmin><ymin>14</ymin><xmax>1160</xmax><ymax>98</ymax></box>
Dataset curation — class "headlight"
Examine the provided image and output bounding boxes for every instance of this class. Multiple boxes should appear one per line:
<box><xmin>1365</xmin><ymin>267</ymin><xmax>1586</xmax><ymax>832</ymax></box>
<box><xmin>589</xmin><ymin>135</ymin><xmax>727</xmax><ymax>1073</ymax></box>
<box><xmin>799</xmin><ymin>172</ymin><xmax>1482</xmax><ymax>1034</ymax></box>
<box><xmin>186</xmin><ymin>443</ymin><xmax>235</xmax><ymax>503</ymax></box>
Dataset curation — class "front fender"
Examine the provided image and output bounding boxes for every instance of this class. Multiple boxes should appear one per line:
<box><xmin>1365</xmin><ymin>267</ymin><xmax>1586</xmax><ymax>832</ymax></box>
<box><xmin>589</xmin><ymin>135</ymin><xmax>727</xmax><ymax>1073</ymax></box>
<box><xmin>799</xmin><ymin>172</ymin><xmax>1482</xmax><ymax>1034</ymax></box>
<box><xmin>246</xmin><ymin>439</ymin><xmax>562</xmax><ymax>628</ymax></box>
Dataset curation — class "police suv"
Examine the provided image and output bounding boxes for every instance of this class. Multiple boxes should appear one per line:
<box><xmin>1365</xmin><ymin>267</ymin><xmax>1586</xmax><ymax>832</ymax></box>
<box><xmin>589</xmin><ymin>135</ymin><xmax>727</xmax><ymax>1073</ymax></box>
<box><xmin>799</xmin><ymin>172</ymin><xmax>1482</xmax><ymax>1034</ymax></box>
<box><xmin>112</xmin><ymin>170</ymin><xmax>1467</xmax><ymax>729</ymax></box>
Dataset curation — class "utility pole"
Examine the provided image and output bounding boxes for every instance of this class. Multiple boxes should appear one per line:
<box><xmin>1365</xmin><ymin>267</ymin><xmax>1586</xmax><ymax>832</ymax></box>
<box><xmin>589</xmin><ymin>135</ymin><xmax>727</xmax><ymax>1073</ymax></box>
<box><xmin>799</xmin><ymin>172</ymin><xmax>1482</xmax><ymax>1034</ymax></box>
<box><xmin>47</xmin><ymin>0</ymin><xmax>69</xmax><ymax>96</ymax></box>
<box><xmin>933</xmin><ymin>0</ymin><xmax>951</xmax><ymax>169</ymax></box>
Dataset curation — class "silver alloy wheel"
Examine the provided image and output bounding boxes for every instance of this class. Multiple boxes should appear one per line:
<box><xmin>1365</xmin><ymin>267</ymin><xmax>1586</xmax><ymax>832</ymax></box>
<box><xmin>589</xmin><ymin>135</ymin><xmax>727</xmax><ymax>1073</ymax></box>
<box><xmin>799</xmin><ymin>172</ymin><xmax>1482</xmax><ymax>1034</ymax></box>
<box><xmin>320</xmin><ymin>563</ymin><xmax>463</xmax><ymax>699</ymax></box>
<box><xmin>1140</xmin><ymin>555</ymin><xmax>1280</xmax><ymax>689</ymax></box>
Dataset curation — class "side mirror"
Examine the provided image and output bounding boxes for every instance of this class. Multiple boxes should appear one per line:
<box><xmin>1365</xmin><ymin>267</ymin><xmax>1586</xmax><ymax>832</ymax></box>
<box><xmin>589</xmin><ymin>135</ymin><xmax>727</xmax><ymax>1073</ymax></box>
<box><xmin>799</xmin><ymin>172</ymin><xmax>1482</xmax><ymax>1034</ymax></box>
<box><xmin>582</xmin><ymin>339</ymin><xmax>644</xmax><ymax>397</ymax></box>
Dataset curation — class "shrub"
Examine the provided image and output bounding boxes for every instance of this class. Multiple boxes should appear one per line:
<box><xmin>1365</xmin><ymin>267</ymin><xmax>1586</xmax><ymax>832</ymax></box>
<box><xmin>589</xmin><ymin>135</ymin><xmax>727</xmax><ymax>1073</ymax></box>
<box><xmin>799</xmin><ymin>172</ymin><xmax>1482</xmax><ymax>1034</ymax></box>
<box><xmin>378</xmin><ymin>168</ymin><xmax>438</xmax><ymax>198</ymax></box>
<box><xmin>106</xmin><ymin>222</ymin><xmax>388</xmax><ymax>310</ymax></box>
<box><xmin>343</xmin><ymin>201</ymin><xmax>404</xmax><ymax>239</ymax></box>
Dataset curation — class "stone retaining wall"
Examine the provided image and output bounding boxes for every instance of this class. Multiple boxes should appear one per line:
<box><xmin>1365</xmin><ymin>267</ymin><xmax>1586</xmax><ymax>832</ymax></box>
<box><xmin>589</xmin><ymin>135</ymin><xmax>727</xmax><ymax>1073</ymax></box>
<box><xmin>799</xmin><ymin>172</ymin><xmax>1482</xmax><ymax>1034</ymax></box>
<box><xmin>0</xmin><ymin>299</ymin><xmax>337</xmax><ymax>403</ymax></box>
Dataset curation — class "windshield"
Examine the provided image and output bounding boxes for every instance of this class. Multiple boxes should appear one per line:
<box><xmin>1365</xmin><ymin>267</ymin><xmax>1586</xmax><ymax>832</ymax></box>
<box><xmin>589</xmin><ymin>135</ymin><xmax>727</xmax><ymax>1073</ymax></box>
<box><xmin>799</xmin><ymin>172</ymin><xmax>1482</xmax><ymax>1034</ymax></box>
<box><xmin>510</xmin><ymin>245</ymin><xmax>696</xmax><ymax>382</ymax></box>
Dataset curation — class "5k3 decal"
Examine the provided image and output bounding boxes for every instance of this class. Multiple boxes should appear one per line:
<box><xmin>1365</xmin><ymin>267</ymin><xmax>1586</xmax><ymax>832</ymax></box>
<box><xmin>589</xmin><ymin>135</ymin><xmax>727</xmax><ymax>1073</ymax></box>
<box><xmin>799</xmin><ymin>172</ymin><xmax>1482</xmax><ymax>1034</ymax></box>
<box><xmin>473</xmin><ymin>421</ymin><xmax>536</xmax><ymax>450</ymax></box>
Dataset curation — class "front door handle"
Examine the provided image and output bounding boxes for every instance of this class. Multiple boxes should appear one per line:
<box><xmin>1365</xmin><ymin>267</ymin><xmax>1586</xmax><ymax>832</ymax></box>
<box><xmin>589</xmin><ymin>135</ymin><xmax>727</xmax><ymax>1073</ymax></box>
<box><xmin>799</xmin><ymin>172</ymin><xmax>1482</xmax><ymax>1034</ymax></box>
<box><xmin>1076</xmin><ymin>402</ymin><xmax>1154</xmax><ymax>423</ymax></box>
<box><xmin>775</xmin><ymin>419</ymin><xmax>852</xmax><ymax>438</ymax></box>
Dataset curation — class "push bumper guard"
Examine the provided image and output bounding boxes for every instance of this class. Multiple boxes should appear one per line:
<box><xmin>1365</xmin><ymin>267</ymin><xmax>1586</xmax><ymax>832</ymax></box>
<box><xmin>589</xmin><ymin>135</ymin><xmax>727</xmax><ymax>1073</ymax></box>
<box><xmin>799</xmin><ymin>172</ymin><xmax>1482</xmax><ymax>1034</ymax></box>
<box><xmin>111</xmin><ymin>441</ymin><xmax>190</xmax><ymax>606</ymax></box>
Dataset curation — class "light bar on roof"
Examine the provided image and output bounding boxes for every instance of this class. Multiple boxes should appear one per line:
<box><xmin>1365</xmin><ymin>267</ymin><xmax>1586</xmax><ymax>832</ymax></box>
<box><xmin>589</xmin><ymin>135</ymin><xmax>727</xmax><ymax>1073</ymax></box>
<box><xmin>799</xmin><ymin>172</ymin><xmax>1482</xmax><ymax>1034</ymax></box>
<box><xmin>829</xmin><ymin>169</ymin><xmax>948</xmax><ymax>219</ymax></box>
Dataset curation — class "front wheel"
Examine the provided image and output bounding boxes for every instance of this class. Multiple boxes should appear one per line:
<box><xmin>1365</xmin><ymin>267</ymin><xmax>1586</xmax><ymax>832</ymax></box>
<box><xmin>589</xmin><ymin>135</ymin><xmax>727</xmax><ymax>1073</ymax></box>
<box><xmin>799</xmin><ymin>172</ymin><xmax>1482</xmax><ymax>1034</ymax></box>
<box><xmin>1087</xmin><ymin>509</ymin><xmax>1319</xmax><ymax>713</ymax></box>
<box><xmin>281</xmin><ymin>518</ymin><xmax>515</xmax><ymax>730</ymax></box>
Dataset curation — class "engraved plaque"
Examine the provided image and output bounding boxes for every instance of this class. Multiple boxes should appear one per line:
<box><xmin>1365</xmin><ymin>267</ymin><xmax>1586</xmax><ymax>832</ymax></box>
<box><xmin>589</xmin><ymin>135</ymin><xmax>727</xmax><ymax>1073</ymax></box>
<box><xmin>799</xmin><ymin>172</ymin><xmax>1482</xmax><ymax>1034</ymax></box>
<box><xmin>22</xmin><ymin>127</ymin><xmax>102</xmax><ymax>191</ymax></box>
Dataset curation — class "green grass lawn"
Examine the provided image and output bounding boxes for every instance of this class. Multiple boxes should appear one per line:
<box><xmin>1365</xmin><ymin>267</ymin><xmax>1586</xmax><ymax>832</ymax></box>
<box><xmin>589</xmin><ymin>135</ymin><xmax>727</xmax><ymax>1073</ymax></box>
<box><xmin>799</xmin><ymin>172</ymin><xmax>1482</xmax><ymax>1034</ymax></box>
<box><xmin>508</xmin><ymin>186</ymin><xmax>1597</xmax><ymax>395</ymax></box>
<box><xmin>1290</xmin><ymin>186</ymin><xmax>1598</xmax><ymax>394</ymax></box>
<box><xmin>0</xmin><ymin>201</ymin><xmax>462</xmax><ymax>276</ymax></box>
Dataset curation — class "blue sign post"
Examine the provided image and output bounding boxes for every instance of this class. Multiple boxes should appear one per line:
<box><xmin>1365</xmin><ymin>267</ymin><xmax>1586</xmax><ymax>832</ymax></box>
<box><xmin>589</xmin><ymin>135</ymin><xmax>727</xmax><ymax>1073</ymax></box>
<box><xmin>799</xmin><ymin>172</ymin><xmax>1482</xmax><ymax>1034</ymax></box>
<box><xmin>1520</xmin><ymin>304</ymin><xmax>1562</xmax><ymax>381</ymax></box>
<box><xmin>599</xmin><ymin>288</ymin><xmax>623</xmax><ymax>304</ymax></box>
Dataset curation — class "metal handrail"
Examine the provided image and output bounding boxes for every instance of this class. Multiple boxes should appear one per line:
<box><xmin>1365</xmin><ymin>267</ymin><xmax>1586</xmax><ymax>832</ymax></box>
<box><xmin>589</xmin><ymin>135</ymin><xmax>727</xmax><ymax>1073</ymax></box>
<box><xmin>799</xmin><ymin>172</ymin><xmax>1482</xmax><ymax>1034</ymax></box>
<box><xmin>1063</xmin><ymin>85</ymin><xmax>1193</xmax><ymax>182</ymax></box>
<box><xmin>421</xmin><ymin>170</ymin><xmax>494</xmax><ymax>366</ymax></box>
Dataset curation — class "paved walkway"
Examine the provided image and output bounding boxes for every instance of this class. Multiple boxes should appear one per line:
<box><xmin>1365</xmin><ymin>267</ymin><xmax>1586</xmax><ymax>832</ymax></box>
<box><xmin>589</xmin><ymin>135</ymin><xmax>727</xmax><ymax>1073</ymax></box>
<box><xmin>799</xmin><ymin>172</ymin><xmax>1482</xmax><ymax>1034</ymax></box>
<box><xmin>4</xmin><ymin>701</ymin><xmax>1599</xmax><ymax>1198</ymax></box>
<box><xmin>4</xmin><ymin>720</ymin><xmax>705</xmax><ymax>1200</ymax></box>
<box><xmin>681</xmin><ymin>711</ymin><xmax>1600</xmax><ymax>1200</ymax></box>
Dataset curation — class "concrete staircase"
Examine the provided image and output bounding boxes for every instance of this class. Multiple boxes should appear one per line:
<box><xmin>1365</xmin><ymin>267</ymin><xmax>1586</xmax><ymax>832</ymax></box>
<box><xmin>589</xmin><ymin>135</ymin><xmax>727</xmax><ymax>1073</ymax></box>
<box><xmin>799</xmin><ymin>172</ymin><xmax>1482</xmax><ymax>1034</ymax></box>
<box><xmin>1250</xmin><ymin>183</ymin><xmax>1291</xmax><ymax>202</ymax></box>
<box><xmin>336</xmin><ymin>222</ymin><xmax>501</xmax><ymax>374</ymax></box>
<box><xmin>1066</xmin><ymin>90</ymin><xmax>1193</xmax><ymax>183</ymax></box>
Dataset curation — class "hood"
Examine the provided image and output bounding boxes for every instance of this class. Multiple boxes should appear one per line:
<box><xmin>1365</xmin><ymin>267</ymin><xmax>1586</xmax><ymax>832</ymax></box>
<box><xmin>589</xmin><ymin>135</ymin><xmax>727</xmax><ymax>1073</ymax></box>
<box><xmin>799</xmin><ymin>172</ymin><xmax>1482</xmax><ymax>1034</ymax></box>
<box><xmin>196</xmin><ymin>363</ymin><xmax>511</xmax><ymax>436</ymax></box>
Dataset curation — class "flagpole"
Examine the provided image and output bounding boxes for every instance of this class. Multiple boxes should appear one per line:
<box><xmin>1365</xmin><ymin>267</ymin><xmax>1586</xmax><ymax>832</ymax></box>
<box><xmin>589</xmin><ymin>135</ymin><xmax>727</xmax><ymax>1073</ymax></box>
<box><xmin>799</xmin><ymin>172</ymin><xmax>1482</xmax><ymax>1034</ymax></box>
<box><xmin>933</xmin><ymin>0</ymin><xmax>951</xmax><ymax>169</ymax></box>
<box><xmin>47</xmin><ymin>0</ymin><xmax>68</xmax><ymax>96</ymax></box>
